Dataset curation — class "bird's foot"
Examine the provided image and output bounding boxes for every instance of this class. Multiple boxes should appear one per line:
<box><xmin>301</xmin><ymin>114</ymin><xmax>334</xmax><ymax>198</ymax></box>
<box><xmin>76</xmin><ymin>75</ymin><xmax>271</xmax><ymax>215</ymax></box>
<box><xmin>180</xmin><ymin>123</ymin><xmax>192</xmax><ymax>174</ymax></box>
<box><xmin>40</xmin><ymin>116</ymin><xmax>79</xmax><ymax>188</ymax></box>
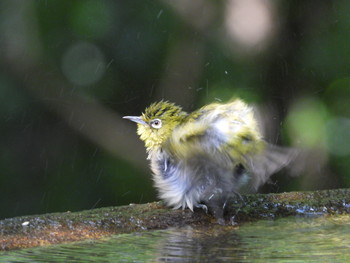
<box><xmin>195</xmin><ymin>204</ymin><xmax>208</xmax><ymax>214</ymax></box>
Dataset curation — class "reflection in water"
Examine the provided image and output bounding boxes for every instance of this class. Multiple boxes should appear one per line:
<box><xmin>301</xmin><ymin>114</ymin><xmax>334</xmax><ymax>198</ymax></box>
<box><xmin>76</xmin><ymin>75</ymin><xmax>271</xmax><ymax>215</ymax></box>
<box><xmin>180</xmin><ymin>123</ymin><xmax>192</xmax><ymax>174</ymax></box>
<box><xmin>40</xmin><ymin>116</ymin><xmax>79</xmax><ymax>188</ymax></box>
<box><xmin>154</xmin><ymin>226</ymin><xmax>242</xmax><ymax>262</ymax></box>
<box><xmin>2</xmin><ymin>215</ymin><xmax>350</xmax><ymax>262</ymax></box>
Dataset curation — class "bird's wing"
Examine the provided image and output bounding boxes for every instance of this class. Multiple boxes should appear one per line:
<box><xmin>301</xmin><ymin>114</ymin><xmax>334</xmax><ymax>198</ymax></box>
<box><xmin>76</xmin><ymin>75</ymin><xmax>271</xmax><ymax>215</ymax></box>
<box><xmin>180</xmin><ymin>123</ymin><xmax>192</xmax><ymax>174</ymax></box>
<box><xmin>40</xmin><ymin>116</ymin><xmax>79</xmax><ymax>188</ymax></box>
<box><xmin>167</xmin><ymin>99</ymin><xmax>298</xmax><ymax>191</ymax></box>
<box><xmin>245</xmin><ymin>143</ymin><xmax>299</xmax><ymax>190</ymax></box>
<box><xmin>166</xmin><ymin>99</ymin><xmax>262</xmax><ymax>162</ymax></box>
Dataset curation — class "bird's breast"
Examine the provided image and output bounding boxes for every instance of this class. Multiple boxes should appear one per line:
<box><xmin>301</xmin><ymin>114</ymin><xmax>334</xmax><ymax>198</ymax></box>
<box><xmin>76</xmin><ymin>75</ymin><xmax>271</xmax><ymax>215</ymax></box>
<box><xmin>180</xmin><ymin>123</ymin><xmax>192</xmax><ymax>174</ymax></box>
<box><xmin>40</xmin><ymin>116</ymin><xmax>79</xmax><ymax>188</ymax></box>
<box><xmin>149</xmin><ymin>151</ymin><xmax>202</xmax><ymax>210</ymax></box>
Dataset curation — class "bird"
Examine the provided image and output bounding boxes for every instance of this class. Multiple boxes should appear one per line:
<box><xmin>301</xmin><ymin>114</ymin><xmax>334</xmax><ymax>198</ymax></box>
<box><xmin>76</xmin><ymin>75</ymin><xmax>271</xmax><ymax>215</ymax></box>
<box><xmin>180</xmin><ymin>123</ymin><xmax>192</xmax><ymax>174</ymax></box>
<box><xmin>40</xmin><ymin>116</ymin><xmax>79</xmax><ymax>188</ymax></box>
<box><xmin>123</xmin><ymin>99</ymin><xmax>297</xmax><ymax>222</ymax></box>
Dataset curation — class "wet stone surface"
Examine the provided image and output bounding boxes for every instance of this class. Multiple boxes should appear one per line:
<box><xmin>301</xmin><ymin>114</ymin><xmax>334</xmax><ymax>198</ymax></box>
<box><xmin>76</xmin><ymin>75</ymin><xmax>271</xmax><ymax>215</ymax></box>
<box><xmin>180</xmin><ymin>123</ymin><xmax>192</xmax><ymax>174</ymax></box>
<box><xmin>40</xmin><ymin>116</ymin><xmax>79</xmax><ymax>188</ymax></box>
<box><xmin>1</xmin><ymin>188</ymin><xmax>350</xmax><ymax>251</ymax></box>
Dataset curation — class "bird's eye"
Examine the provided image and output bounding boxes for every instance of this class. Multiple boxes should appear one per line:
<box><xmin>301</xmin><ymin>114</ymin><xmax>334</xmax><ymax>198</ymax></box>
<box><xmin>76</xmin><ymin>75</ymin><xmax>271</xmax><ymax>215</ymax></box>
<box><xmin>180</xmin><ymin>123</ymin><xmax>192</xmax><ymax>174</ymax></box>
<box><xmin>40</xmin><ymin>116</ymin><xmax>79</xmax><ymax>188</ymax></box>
<box><xmin>151</xmin><ymin>119</ymin><xmax>162</xmax><ymax>129</ymax></box>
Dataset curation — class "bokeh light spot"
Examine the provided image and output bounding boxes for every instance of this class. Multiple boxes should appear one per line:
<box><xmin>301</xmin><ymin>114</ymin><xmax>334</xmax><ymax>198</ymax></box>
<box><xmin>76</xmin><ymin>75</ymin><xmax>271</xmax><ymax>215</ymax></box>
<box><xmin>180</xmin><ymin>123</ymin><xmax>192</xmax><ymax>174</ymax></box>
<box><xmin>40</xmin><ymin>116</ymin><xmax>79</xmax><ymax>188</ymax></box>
<box><xmin>225</xmin><ymin>0</ymin><xmax>275</xmax><ymax>50</ymax></box>
<box><xmin>61</xmin><ymin>42</ymin><xmax>106</xmax><ymax>86</ymax></box>
<box><xmin>286</xmin><ymin>98</ymin><xmax>329</xmax><ymax>148</ymax></box>
<box><xmin>326</xmin><ymin>117</ymin><xmax>350</xmax><ymax>156</ymax></box>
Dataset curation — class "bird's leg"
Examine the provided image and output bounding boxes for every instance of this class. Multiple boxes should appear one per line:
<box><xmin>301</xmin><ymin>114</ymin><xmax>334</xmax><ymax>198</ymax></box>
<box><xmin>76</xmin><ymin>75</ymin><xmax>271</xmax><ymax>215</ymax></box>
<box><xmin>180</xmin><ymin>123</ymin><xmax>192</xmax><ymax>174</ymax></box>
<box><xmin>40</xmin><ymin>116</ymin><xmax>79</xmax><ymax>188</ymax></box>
<box><xmin>204</xmin><ymin>194</ymin><xmax>226</xmax><ymax>225</ymax></box>
<box><xmin>210</xmin><ymin>204</ymin><xmax>225</xmax><ymax>225</ymax></box>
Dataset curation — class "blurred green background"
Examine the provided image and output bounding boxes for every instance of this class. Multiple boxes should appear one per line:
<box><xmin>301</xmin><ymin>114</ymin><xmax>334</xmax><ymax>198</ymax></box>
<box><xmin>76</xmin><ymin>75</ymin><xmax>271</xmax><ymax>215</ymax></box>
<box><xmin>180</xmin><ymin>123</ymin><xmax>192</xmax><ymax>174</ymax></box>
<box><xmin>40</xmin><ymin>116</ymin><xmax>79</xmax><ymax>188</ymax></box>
<box><xmin>1</xmin><ymin>0</ymin><xmax>350</xmax><ymax>220</ymax></box>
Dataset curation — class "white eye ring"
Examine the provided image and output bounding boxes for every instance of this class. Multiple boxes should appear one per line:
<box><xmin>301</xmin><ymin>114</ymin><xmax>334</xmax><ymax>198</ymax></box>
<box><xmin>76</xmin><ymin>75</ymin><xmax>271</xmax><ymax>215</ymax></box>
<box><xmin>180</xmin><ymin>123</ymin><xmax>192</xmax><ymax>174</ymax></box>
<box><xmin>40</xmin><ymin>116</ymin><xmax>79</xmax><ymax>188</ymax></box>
<box><xmin>151</xmin><ymin>119</ymin><xmax>162</xmax><ymax>129</ymax></box>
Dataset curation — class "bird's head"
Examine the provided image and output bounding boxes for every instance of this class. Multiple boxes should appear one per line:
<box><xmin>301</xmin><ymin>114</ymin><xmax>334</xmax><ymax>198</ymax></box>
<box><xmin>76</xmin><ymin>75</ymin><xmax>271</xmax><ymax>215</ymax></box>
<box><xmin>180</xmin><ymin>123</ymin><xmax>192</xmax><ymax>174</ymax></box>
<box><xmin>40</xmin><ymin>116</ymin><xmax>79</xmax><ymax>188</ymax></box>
<box><xmin>123</xmin><ymin>101</ymin><xmax>187</xmax><ymax>152</ymax></box>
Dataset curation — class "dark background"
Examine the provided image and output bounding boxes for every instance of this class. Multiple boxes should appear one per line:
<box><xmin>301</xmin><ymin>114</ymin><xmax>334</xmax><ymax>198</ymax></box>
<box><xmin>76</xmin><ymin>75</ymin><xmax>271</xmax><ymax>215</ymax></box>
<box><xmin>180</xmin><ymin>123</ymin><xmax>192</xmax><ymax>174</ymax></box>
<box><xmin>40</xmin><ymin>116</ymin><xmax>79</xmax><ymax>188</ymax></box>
<box><xmin>1</xmin><ymin>0</ymin><xmax>349</xmax><ymax>220</ymax></box>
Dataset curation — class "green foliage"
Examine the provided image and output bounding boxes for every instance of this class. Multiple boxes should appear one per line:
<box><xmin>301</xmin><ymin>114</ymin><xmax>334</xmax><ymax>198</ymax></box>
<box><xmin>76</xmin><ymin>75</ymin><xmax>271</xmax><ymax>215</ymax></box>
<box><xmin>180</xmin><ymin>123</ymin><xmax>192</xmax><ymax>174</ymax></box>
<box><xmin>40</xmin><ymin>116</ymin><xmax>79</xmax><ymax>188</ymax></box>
<box><xmin>1</xmin><ymin>0</ymin><xmax>350</xmax><ymax>219</ymax></box>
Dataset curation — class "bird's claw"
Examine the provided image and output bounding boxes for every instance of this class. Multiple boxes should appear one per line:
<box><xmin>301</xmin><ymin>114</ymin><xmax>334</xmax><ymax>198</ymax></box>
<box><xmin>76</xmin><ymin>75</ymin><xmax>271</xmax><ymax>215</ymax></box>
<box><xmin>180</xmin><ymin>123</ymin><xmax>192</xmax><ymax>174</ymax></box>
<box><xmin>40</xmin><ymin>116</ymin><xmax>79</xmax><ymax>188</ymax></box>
<box><xmin>195</xmin><ymin>204</ymin><xmax>208</xmax><ymax>214</ymax></box>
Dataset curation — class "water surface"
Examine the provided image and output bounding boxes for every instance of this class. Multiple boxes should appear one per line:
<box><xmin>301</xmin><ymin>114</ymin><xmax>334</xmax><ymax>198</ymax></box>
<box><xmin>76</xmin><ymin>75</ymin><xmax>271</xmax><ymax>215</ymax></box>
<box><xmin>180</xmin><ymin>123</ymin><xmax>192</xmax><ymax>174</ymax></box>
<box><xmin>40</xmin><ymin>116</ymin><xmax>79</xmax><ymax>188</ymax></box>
<box><xmin>2</xmin><ymin>215</ymin><xmax>350</xmax><ymax>262</ymax></box>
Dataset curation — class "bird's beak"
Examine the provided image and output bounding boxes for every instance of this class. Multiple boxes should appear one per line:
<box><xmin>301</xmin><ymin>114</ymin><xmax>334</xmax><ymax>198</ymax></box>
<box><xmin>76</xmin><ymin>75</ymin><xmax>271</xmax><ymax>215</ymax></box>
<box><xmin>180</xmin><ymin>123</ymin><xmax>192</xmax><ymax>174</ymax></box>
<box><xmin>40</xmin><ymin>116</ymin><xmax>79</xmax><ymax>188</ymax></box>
<box><xmin>123</xmin><ymin>116</ymin><xmax>147</xmax><ymax>125</ymax></box>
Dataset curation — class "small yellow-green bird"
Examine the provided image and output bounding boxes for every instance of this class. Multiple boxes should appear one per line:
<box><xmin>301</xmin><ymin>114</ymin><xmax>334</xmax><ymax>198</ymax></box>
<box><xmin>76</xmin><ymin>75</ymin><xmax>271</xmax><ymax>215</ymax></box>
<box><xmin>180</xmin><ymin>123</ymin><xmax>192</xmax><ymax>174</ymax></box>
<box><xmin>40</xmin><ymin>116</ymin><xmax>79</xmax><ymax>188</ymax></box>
<box><xmin>124</xmin><ymin>99</ymin><xmax>296</xmax><ymax>222</ymax></box>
